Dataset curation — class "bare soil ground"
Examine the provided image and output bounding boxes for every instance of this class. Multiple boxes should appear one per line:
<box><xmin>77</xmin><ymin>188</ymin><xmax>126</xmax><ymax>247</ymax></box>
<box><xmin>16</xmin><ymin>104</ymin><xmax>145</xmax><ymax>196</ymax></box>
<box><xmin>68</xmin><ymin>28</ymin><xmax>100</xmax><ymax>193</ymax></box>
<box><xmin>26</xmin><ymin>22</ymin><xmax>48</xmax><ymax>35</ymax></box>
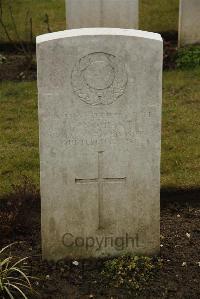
<box><xmin>0</xmin><ymin>189</ymin><xmax>200</xmax><ymax>299</ymax></box>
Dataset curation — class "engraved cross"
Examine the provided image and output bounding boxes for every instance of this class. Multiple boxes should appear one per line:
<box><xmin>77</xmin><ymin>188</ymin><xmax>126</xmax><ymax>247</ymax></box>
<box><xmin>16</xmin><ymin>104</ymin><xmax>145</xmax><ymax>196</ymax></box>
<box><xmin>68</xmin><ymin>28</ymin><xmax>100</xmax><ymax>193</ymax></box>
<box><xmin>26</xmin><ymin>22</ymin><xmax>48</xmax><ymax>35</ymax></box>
<box><xmin>75</xmin><ymin>151</ymin><xmax>126</xmax><ymax>229</ymax></box>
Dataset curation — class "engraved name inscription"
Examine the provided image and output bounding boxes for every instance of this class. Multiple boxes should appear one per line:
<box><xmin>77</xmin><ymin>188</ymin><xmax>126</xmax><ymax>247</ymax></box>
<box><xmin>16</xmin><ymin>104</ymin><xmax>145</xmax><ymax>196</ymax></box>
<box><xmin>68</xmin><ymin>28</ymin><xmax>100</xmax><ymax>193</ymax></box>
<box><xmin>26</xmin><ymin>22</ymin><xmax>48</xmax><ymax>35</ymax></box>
<box><xmin>61</xmin><ymin>109</ymin><xmax>155</xmax><ymax>147</ymax></box>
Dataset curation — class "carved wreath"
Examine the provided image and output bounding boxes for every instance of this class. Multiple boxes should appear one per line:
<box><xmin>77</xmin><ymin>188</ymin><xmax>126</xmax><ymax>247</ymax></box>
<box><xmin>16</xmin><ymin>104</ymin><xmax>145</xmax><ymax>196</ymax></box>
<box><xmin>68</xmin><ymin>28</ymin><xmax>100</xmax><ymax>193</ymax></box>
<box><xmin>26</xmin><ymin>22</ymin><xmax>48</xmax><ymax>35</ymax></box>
<box><xmin>71</xmin><ymin>52</ymin><xmax>128</xmax><ymax>106</ymax></box>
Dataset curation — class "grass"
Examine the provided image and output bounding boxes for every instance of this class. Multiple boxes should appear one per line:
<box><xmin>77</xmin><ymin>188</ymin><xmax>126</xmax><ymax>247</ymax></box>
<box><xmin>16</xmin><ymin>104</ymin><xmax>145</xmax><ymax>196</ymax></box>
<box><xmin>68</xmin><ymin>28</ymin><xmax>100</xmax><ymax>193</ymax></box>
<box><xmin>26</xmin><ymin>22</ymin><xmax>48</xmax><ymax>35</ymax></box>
<box><xmin>0</xmin><ymin>69</ymin><xmax>200</xmax><ymax>196</ymax></box>
<box><xmin>162</xmin><ymin>68</ymin><xmax>200</xmax><ymax>189</ymax></box>
<box><xmin>0</xmin><ymin>0</ymin><xmax>66</xmax><ymax>42</ymax></box>
<box><xmin>140</xmin><ymin>0</ymin><xmax>179</xmax><ymax>33</ymax></box>
<box><xmin>0</xmin><ymin>243</ymin><xmax>35</xmax><ymax>299</ymax></box>
<box><xmin>0</xmin><ymin>0</ymin><xmax>179</xmax><ymax>43</ymax></box>
<box><xmin>0</xmin><ymin>81</ymin><xmax>39</xmax><ymax>196</ymax></box>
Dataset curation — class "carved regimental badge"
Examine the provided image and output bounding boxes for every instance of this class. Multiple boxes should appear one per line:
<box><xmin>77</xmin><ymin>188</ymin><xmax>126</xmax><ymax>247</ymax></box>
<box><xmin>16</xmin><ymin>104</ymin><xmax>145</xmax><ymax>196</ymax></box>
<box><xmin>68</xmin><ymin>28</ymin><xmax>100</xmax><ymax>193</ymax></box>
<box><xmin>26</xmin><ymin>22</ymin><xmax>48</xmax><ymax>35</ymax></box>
<box><xmin>71</xmin><ymin>52</ymin><xmax>128</xmax><ymax>105</ymax></box>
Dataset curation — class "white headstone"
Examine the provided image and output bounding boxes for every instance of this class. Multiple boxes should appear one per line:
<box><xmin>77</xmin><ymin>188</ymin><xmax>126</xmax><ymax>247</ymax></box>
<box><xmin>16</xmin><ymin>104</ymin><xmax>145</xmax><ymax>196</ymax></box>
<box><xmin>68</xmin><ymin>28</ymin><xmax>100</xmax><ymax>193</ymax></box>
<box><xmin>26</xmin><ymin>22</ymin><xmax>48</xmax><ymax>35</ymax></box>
<box><xmin>179</xmin><ymin>0</ymin><xmax>200</xmax><ymax>46</ymax></box>
<box><xmin>66</xmin><ymin>0</ymin><xmax>139</xmax><ymax>29</ymax></box>
<box><xmin>37</xmin><ymin>28</ymin><xmax>163</xmax><ymax>261</ymax></box>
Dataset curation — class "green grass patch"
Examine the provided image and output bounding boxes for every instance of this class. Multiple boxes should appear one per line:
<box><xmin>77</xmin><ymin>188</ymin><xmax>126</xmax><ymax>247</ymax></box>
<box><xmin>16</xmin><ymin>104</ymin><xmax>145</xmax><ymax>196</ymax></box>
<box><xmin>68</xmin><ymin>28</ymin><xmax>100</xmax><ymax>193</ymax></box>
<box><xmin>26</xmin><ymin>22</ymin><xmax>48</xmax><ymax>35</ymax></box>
<box><xmin>0</xmin><ymin>68</ymin><xmax>200</xmax><ymax>196</ymax></box>
<box><xmin>140</xmin><ymin>0</ymin><xmax>179</xmax><ymax>33</ymax></box>
<box><xmin>0</xmin><ymin>81</ymin><xmax>39</xmax><ymax>195</ymax></box>
<box><xmin>162</xmin><ymin>68</ymin><xmax>200</xmax><ymax>189</ymax></box>
<box><xmin>0</xmin><ymin>0</ymin><xmax>179</xmax><ymax>43</ymax></box>
<box><xmin>176</xmin><ymin>46</ymin><xmax>200</xmax><ymax>69</ymax></box>
<box><xmin>0</xmin><ymin>0</ymin><xmax>66</xmax><ymax>42</ymax></box>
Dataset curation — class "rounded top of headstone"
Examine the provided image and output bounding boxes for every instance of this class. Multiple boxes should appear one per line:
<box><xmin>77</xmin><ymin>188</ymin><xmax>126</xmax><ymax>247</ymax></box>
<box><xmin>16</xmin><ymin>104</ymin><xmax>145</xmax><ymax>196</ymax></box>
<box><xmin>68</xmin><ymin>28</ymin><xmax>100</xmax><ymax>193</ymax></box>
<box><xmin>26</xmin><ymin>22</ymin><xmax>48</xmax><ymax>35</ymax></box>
<box><xmin>36</xmin><ymin>28</ymin><xmax>162</xmax><ymax>44</ymax></box>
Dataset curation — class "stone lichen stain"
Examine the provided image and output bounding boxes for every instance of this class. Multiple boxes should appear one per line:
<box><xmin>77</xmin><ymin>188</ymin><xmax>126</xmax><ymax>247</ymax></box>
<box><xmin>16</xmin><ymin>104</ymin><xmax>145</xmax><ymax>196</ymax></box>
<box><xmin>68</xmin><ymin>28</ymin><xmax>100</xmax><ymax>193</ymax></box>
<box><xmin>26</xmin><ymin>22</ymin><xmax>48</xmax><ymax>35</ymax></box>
<box><xmin>49</xmin><ymin>217</ymin><xmax>56</xmax><ymax>236</ymax></box>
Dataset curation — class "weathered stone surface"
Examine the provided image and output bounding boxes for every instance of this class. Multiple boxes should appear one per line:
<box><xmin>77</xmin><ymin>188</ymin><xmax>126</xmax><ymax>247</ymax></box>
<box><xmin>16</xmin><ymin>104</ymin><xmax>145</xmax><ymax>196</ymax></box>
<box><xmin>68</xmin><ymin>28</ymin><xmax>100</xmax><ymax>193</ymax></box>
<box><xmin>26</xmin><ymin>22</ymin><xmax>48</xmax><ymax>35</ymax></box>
<box><xmin>179</xmin><ymin>0</ymin><xmax>200</xmax><ymax>46</ymax></box>
<box><xmin>66</xmin><ymin>0</ymin><xmax>138</xmax><ymax>29</ymax></box>
<box><xmin>37</xmin><ymin>28</ymin><xmax>163</xmax><ymax>261</ymax></box>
